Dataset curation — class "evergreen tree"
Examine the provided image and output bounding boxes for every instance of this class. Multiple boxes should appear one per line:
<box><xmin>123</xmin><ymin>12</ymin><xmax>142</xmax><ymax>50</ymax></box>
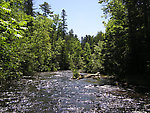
<box><xmin>98</xmin><ymin>0</ymin><xmax>129</xmax><ymax>76</ymax></box>
<box><xmin>99</xmin><ymin>0</ymin><xmax>150</xmax><ymax>86</ymax></box>
<box><xmin>81</xmin><ymin>35</ymin><xmax>94</xmax><ymax>53</ymax></box>
<box><xmin>39</xmin><ymin>2</ymin><xmax>53</xmax><ymax>17</ymax></box>
<box><xmin>24</xmin><ymin>0</ymin><xmax>34</xmax><ymax>16</ymax></box>
<box><xmin>61</xmin><ymin>9</ymin><xmax>68</xmax><ymax>39</ymax></box>
<box><xmin>93</xmin><ymin>31</ymin><xmax>104</xmax><ymax>45</ymax></box>
<box><xmin>82</xmin><ymin>42</ymin><xmax>92</xmax><ymax>72</ymax></box>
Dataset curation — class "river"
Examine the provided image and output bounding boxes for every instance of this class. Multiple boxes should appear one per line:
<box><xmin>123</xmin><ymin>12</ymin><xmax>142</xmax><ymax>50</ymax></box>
<box><xmin>0</xmin><ymin>71</ymin><xmax>150</xmax><ymax>112</ymax></box>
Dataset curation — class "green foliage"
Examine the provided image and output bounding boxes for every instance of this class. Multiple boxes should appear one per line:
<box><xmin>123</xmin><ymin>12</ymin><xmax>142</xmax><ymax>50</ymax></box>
<box><xmin>96</xmin><ymin>0</ymin><xmax>129</xmax><ymax>76</ymax></box>
<box><xmin>61</xmin><ymin>9</ymin><xmax>68</xmax><ymax>39</ymax></box>
<box><xmin>0</xmin><ymin>0</ymin><xmax>84</xmax><ymax>79</ymax></box>
<box><xmin>82</xmin><ymin>42</ymin><xmax>93</xmax><ymax>72</ymax></box>
<box><xmin>27</xmin><ymin>15</ymin><xmax>53</xmax><ymax>72</ymax></box>
<box><xmin>0</xmin><ymin>0</ymin><xmax>28</xmax><ymax>79</ymax></box>
<box><xmin>72</xmin><ymin>68</ymin><xmax>80</xmax><ymax>79</ymax></box>
<box><xmin>3</xmin><ymin>0</ymin><xmax>148</xmax><ymax>85</ymax></box>
<box><xmin>97</xmin><ymin>0</ymin><xmax>150</xmax><ymax>86</ymax></box>
<box><xmin>24</xmin><ymin>0</ymin><xmax>34</xmax><ymax>16</ymax></box>
<box><xmin>92</xmin><ymin>41</ymin><xmax>105</xmax><ymax>72</ymax></box>
<box><xmin>39</xmin><ymin>2</ymin><xmax>53</xmax><ymax>17</ymax></box>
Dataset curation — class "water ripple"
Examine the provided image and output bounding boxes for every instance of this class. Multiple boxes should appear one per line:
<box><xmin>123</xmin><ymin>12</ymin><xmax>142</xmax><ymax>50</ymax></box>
<box><xmin>0</xmin><ymin>71</ymin><xmax>150</xmax><ymax>112</ymax></box>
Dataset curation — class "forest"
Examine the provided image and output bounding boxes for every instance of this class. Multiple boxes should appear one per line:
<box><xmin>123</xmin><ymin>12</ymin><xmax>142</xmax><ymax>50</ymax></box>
<box><xmin>0</xmin><ymin>0</ymin><xmax>150</xmax><ymax>87</ymax></box>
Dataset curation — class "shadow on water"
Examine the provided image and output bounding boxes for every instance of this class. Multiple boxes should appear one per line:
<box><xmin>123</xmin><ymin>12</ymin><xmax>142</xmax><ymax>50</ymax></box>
<box><xmin>0</xmin><ymin>71</ymin><xmax>150</xmax><ymax>112</ymax></box>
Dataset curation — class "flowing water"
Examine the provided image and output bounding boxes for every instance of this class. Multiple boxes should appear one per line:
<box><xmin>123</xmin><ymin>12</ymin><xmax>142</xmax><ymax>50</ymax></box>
<box><xmin>0</xmin><ymin>71</ymin><xmax>150</xmax><ymax>112</ymax></box>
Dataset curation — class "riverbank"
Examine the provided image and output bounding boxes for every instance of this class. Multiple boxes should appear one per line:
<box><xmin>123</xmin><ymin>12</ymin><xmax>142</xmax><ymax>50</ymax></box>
<box><xmin>76</xmin><ymin>71</ymin><xmax>150</xmax><ymax>93</ymax></box>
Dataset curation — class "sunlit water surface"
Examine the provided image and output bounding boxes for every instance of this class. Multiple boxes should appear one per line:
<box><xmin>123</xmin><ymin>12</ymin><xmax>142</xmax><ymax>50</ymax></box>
<box><xmin>0</xmin><ymin>71</ymin><xmax>150</xmax><ymax>112</ymax></box>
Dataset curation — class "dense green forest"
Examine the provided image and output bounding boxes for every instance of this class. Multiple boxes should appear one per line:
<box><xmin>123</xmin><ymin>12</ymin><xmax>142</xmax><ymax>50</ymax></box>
<box><xmin>0</xmin><ymin>0</ymin><xmax>83</xmax><ymax>79</ymax></box>
<box><xmin>98</xmin><ymin>0</ymin><xmax>150</xmax><ymax>86</ymax></box>
<box><xmin>0</xmin><ymin>0</ymin><xmax>150</xmax><ymax>86</ymax></box>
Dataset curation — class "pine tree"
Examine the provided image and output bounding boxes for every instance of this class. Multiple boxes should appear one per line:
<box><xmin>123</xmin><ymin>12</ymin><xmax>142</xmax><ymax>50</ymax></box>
<box><xmin>61</xmin><ymin>9</ymin><xmax>68</xmax><ymax>39</ymax></box>
<box><xmin>24</xmin><ymin>0</ymin><xmax>34</xmax><ymax>16</ymax></box>
<box><xmin>39</xmin><ymin>2</ymin><xmax>53</xmax><ymax>17</ymax></box>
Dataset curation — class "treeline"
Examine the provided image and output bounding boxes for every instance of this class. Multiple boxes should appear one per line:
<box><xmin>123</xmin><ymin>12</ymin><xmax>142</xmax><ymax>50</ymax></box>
<box><xmin>95</xmin><ymin>0</ymin><xmax>150</xmax><ymax>85</ymax></box>
<box><xmin>0</xmin><ymin>0</ymin><xmax>108</xmax><ymax>79</ymax></box>
<box><xmin>80</xmin><ymin>0</ymin><xmax>150</xmax><ymax>85</ymax></box>
<box><xmin>1</xmin><ymin>0</ymin><xmax>150</xmax><ymax>86</ymax></box>
<box><xmin>0</xmin><ymin>0</ymin><xmax>83</xmax><ymax>79</ymax></box>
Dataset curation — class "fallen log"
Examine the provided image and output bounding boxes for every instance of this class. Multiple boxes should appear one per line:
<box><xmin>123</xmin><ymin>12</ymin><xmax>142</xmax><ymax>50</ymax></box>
<box><xmin>78</xmin><ymin>72</ymin><xmax>101</xmax><ymax>79</ymax></box>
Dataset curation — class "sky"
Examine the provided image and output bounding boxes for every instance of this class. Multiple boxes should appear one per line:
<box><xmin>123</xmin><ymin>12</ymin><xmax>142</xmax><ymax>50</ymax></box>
<box><xmin>34</xmin><ymin>0</ymin><xmax>106</xmax><ymax>39</ymax></box>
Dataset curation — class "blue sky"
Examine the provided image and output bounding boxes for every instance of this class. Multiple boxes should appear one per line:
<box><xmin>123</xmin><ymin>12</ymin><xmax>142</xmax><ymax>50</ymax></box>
<box><xmin>34</xmin><ymin>0</ymin><xmax>106</xmax><ymax>38</ymax></box>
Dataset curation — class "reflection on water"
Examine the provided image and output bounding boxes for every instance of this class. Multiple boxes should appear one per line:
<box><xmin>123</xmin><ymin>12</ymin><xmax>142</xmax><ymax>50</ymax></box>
<box><xmin>0</xmin><ymin>71</ymin><xmax>150</xmax><ymax>112</ymax></box>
